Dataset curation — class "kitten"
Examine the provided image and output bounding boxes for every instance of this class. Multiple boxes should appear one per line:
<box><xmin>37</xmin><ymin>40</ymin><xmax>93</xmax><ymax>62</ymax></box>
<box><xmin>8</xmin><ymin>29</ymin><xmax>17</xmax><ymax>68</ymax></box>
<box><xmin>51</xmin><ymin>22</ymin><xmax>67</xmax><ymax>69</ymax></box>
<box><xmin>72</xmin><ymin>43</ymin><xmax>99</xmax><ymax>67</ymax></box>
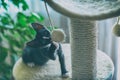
<box><xmin>22</xmin><ymin>23</ymin><xmax>69</xmax><ymax>77</ymax></box>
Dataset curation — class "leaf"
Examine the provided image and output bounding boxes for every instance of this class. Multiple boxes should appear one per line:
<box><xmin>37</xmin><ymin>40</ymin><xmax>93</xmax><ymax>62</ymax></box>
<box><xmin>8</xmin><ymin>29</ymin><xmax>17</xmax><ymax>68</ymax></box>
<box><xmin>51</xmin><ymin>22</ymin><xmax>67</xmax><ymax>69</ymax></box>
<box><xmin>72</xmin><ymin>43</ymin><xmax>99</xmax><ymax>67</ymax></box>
<box><xmin>10</xmin><ymin>54</ymin><xmax>19</xmax><ymax>65</ymax></box>
<box><xmin>11</xmin><ymin>0</ymin><xmax>29</xmax><ymax>10</ymax></box>
<box><xmin>22</xmin><ymin>1</ymin><xmax>29</xmax><ymax>10</ymax></box>
<box><xmin>0</xmin><ymin>37</ymin><xmax>2</xmax><ymax>42</ymax></box>
<box><xmin>1</xmin><ymin>17</ymin><xmax>10</xmax><ymax>25</ymax></box>
<box><xmin>11</xmin><ymin>0</ymin><xmax>20</xmax><ymax>8</ymax></box>
<box><xmin>28</xmin><ymin>26</ymin><xmax>36</xmax><ymax>36</ymax></box>
<box><xmin>17</xmin><ymin>12</ymin><xmax>27</xmax><ymax>20</ymax></box>
<box><xmin>17</xmin><ymin>12</ymin><xmax>27</xmax><ymax>27</ymax></box>
<box><xmin>26</xmin><ymin>13</ymin><xmax>44</xmax><ymax>23</ymax></box>
<box><xmin>1</xmin><ymin>0</ymin><xmax>8</xmax><ymax>10</ymax></box>
<box><xmin>0</xmin><ymin>76</ymin><xmax>6</xmax><ymax>80</ymax></box>
<box><xmin>38</xmin><ymin>13</ymin><xmax>44</xmax><ymax>21</ymax></box>
<box><xmin>0</xmin><ymin>28</ymin><xmax>4</xmax><ymax>34</ymax></box>
<box><xmin>0</xmin><ymin>47</ymin><xmax>8</xmax><ymax>63</ymax></box>
<box><xmin>0</xmin><ymin>14</ymin><xmax>14</xmax><ymax>26</ymax></box>
<box><xmin>31</xmin><ymin>13</ymin><xmax>44</xmax><ymax>22</ymax></box>
<box><xmin>0</xmin><ymin>62</ymin><xmax>11</xmax><ymax>75</ymax></box>
<box><xmin>4</xmin><ymin>13</ymin><xmax>15</xmax><ymax>25</ymax></box>
<box><xmin>4</xmin><ymin>13</ymin><xmax>11</xmax><ymax>18</ymax></box>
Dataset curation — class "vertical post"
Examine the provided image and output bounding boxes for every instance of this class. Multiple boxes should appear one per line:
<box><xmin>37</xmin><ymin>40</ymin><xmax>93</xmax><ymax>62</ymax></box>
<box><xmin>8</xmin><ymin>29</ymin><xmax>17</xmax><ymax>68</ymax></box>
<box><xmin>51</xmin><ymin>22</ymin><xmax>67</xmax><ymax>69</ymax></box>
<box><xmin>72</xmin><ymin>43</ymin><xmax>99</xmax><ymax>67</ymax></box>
<box><xmin>70</xmin><ymin>18</ymin><xmax>97</xmax><ymax>80</ymax></box>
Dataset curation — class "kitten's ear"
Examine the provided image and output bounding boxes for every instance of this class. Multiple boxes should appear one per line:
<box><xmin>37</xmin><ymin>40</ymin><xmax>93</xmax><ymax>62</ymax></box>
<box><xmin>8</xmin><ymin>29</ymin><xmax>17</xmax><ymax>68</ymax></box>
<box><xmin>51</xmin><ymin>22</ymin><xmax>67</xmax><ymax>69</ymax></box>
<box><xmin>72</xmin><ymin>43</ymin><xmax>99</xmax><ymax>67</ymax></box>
<box><xmin>31</xmin><ymin>23</ymin><xmax>44</xmax><ymax>31</ymax></box>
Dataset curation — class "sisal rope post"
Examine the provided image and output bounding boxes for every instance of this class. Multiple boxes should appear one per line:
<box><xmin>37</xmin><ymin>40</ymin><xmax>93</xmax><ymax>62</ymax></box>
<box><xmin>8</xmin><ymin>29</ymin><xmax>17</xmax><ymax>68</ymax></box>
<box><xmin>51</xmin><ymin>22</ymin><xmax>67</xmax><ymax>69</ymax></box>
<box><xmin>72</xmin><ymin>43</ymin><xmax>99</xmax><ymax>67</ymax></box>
<box><xmin>70</xmin><ymin>18</ymin><xmax>97</xmax><ymax>80</ymax></box>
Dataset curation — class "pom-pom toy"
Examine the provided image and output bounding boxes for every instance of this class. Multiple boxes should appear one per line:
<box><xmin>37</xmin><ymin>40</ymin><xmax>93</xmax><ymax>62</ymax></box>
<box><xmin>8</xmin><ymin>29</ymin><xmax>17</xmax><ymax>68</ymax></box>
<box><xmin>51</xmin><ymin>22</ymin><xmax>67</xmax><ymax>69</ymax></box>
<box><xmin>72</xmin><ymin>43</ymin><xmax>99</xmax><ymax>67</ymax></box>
<box><xmin>112</xmin><ymin>17</ymin><xmax>120</xmax><ymax>37</ymax></box>
<box><xmin>51</xmin><ymin>29</ymin><xmax>66</xmax><ymax>42</ymax></box>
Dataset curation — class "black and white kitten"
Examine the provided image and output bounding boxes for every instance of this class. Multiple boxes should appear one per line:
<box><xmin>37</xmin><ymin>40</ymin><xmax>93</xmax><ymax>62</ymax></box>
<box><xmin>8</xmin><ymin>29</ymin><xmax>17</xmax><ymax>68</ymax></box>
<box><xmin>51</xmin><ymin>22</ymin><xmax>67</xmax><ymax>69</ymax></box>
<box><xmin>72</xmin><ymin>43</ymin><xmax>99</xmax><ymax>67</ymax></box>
<box><xmin>22</xmin><ymin>23</ymin><xmax>69</xmax><ymax>77</ymax></box>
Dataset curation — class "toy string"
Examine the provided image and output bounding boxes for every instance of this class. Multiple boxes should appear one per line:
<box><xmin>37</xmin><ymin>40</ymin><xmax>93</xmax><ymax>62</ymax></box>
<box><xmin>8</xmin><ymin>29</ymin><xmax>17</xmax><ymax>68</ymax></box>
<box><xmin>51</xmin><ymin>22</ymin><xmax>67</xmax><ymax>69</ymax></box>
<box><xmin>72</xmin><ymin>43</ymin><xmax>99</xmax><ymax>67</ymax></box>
<box><xmin>44</xmin><ymin>1</ymin><xmax>54</xmax><ymax>30</ymax></box>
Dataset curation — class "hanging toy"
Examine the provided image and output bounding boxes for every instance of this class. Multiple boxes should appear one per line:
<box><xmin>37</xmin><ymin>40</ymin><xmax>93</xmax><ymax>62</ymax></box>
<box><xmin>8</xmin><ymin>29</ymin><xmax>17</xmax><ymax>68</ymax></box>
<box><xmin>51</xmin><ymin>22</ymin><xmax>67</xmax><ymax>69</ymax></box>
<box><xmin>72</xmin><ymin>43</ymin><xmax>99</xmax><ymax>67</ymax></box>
<box><xmin>44</xmin><ymin>0</ymin><xmax>66</xmax><ymax>42</ymax></box>
<box><xmin>112</xmin><ymin>17</ymin><xmax>120</xmax><ymax>37</ymax></box>
<box><xmin>51</xmin><ymin>29</ymin><xmax>66</xmax><ymax>42</ymax></box>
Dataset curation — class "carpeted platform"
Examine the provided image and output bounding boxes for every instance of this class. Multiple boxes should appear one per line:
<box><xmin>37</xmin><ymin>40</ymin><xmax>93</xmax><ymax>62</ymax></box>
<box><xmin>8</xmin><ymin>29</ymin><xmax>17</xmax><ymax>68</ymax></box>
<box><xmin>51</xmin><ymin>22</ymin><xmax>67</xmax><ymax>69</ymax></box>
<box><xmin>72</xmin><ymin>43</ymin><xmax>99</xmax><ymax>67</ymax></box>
<box><xmin>13</xmin><ymin>44</ymin><xmax>114</xmax><ymax>80</ymax></box>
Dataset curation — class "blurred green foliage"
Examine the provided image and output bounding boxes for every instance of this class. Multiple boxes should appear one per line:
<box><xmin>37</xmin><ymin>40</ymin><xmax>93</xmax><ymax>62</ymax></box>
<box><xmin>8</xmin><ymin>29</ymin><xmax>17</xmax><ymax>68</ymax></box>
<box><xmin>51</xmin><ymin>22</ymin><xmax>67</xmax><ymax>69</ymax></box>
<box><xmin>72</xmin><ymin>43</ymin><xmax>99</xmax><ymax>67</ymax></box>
<box><xmin>0</xmin><ymin>0</ymin><xmax>44</xmax><ymax>80</ymax></box>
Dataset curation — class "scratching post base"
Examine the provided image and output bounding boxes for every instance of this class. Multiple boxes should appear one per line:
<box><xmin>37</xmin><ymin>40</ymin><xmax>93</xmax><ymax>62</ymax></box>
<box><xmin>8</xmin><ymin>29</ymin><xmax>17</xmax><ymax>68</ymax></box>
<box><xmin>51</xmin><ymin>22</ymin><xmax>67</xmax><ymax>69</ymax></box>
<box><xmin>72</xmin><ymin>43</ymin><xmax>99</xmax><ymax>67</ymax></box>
<box><xmin>13</xmin><ymin>44</ymin><xmax>114</xmax><ymax>80</ymax></box>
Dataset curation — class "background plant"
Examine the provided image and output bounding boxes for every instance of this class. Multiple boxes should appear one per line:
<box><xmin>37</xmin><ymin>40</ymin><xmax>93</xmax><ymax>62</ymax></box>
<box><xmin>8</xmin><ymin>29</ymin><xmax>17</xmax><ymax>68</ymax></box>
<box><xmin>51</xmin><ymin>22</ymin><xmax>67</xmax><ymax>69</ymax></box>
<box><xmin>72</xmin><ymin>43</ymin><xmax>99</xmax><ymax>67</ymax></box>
<box><xmin>0</xmin><ymin>0</ymin><xmax>44</xmax><ymax>80</ymax></box>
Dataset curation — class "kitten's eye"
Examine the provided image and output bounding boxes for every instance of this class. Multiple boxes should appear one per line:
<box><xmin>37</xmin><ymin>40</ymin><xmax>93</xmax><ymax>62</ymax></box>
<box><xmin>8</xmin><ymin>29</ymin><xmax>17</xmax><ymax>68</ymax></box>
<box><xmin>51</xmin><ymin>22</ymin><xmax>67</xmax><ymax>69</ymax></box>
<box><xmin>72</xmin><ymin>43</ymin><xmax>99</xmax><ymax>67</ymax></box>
<box><xmin>42</xmin><ymin>36</ymin><xmax>50</xmax><ymax>39</ymax></box>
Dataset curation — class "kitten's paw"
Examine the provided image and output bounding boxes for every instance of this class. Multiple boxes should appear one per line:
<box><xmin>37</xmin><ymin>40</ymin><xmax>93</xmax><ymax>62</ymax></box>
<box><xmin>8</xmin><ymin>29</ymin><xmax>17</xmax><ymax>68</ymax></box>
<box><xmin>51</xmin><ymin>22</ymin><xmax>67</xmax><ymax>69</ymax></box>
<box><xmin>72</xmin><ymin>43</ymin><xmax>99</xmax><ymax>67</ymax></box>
<box><xmin>51</xmin><ymin>42</ymin><xmax>59</xmax><ymax>50</ymax></box>
<box><xmin>62</xmin><ymin>72</ymin><xmax>70</xmax><ymax>78</ymax></box>
<box><xmin>27</xmin><ymin>63</ymin><xmax>35</xmax><ymax>67</ymax></box>
<box><xmin>53</xmin><ymin>42</ymin><xmax>59</xmax><ymax>50</ymax></box>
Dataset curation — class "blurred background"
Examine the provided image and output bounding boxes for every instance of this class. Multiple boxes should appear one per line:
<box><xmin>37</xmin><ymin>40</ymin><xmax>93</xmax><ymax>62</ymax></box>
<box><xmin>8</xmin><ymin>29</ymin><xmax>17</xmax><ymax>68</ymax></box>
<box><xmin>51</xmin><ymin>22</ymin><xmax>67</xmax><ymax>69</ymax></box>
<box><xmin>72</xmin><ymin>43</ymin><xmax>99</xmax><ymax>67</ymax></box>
<box><xmin>0</xmin><ymin>0</ymin><xmax>119</xmax><ymax>80</ymax></box>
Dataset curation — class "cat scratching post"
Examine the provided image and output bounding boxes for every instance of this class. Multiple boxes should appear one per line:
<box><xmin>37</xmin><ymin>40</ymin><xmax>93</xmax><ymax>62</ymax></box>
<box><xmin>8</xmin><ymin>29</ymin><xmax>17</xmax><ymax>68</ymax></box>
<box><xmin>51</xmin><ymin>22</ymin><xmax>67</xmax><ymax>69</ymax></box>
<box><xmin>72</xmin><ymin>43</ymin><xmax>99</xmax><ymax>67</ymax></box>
<box><xmin>70</xmin><ymin>19</ymin><xmax>97</xmax><ymax>79</ymax></box>
<box><xmin>46</xmin><ymin>0</ymin><xmax>120</xmax><ymax>80</ymax></box>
